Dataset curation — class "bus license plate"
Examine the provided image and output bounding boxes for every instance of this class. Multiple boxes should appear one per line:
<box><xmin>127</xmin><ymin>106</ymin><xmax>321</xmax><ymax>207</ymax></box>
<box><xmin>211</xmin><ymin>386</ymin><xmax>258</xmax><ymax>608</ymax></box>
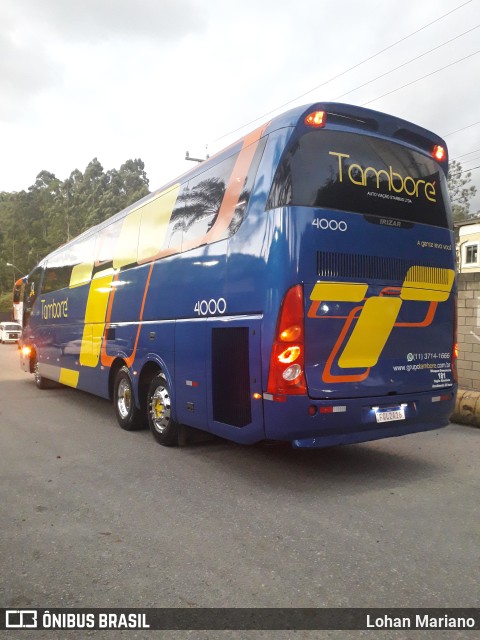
<box><xmin>375</xmin><ymin>407</ymin><xmax>405</xmax><ymax>423</ymax></box>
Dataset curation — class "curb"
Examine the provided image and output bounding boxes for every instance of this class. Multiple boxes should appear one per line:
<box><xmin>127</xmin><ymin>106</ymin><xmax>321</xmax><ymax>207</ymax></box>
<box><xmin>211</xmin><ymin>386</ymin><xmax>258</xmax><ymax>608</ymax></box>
<box><xmin>451</xmin><ymin>389</ymin><xmax>480</xmax><ymax>427</ymax></box>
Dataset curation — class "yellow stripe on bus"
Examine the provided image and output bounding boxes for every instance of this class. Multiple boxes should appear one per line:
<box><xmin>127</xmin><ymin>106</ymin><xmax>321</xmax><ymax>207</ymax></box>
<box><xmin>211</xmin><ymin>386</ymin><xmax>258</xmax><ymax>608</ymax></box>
<box><xmin>80</xmin><ymin>273</ymin><xmax>114</xmax><ymax>367</ymax></box>
<box><xmin>400</xmin><ymin>267</ymin><xmax>455</xmax><ymax>302</ymax></box>
<box><xmin>59</xmin><ymin>368</ymin><xmax>79</xmax><ymax>388</ymax></box>
<box><xmin>310</xmin><ymin>282</ymin><xmax>368</xmax><ymax>302</ymax></box>
<box><xmin>338</xmin><ymin>297</ymin><xmax>402</xmax><ymax>369</ymax></box>
<box><xmin>113</xmin><ymin>210</ymin><xmax>142</xmax><ymax>270</ymax></box>
<box><xmin>137</xmin><ymin>184</ymin><xmax>180</xmax><ymax>263</ymax></box>
<box><xmin>70</xmin><ymin>260</ymin><xmax>94</xmax><ymax>288</ymax></box>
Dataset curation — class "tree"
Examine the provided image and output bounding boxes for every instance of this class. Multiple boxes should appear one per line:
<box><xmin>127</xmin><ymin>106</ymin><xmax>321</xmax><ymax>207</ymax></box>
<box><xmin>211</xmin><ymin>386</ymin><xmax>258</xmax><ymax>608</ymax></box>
<box><xmin>0</xmin><ymin>158</ymin><xmax>150</xmax><ymax>306</ymax></box>
<box><xmin>28</xmin><ymin>170</ymin><xmax>64</xmax><ymax>251</ymax></box>
<box><xmin>447</xmin><ymin>160</ymin><xmax>477</xmax><ymax>222</ymax></box>
<box><xmin>118</xmin><ymin>159</ymin><xmax>149</xmax><ymax>204</ymax></box>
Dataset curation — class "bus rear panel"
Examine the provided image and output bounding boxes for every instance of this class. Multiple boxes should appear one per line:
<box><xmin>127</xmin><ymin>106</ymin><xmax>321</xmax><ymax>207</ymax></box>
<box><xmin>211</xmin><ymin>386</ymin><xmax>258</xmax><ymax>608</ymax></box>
<box><xmin>263</xmin><ymin>104</ymin><xmax>456</xmax><ymax>447</ymax></box>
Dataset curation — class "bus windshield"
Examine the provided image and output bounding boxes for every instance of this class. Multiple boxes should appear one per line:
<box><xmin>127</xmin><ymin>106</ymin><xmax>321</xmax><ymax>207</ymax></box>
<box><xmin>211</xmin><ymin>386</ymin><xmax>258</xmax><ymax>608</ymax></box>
<box><xmin>268</xmin><ymin>130</ymin><xmax>452</xmax><ymax>228</ymax></box>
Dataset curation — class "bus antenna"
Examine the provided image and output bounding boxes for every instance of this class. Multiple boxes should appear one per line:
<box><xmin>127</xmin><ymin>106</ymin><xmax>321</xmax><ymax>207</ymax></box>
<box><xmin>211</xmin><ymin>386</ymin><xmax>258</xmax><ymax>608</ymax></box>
<box><xmin>185</xmin><ymin>151</ymin><xmax>204</xmax><ymax>163</ymax></box>
<box><xmin>185</xmin><ymin>150</ymin><xmax>210</xmax><ymax>163</ymax></box>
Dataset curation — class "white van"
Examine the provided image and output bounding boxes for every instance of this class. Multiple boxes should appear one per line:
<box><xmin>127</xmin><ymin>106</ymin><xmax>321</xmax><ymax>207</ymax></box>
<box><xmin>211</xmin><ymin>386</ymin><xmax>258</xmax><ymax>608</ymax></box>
<box><xmin>0</xmin><ymin>322</ymin><xmax>22</xmax><ymax>343</ymax></box>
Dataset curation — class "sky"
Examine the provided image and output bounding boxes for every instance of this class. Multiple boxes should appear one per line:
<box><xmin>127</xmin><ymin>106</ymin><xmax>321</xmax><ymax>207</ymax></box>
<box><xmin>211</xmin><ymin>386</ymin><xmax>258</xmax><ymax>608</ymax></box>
<box><xmin>1</xmin><ymin>0</ymin><xmax>480</xmax><ymax>212</ymax></box>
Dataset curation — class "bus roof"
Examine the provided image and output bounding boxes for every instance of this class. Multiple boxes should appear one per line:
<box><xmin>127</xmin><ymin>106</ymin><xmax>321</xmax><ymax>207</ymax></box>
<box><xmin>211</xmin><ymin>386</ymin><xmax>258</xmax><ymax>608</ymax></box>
<box><xmin>263</xmin><ymin>102</ymin><xmax>448</xmax><ymax>167</ymax></box>
<box><xmin>42</xmin><ymin>101</ymin><xmax>448</xmax><ymax>266</ymax></box>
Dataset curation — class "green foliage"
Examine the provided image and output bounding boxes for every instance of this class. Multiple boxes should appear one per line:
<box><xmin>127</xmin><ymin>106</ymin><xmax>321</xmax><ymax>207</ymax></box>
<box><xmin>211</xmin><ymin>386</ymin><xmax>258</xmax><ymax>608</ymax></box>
<box><xmin>447</xmin><ymin>159</ymin><xmax>478</xmax><ymax>223</ymax></box>
<box><xmin>0</xmin><ymin>290</ymin><xmax>13</xmax><ymax>313</ymax></box>
<box><xmin>0</xmin><ymin>158</ymin><xmax>149</xmax><ymax>297</ymax></box>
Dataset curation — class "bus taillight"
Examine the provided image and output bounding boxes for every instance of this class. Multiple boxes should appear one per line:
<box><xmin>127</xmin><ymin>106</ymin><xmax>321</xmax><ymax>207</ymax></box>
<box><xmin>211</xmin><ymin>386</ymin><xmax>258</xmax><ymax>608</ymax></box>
<box><xmin>267</xmin><ymin>285</ymin><xmax>307</xmax><ymax>395</ymax></box>
<box><xmin>453</xmin><ymin>342</ymin><xmax>458</xmax><ymax>383</ymax></box>
<box><xmin>433</xmin><ymin>145</ymin><xmax>446</xmax><ymax>162</ymax></box>
<box><xmin>453</xmin><ymin>295</ymin><xmax>458</xmax><ymax>383</ymax></box>
<box><xmin>305</xmin><ymin>110</ymin><xmax>326</xmax><ymax>128</ymax></box>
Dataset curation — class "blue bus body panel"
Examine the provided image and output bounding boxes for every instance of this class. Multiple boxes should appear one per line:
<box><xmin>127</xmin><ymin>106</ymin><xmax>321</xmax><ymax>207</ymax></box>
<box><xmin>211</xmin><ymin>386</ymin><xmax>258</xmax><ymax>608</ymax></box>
<box><xmin>290</xmin><ymin>206</ymin><xmax>455</xmax><ymax>399</ymax></box>
<box><xmin>263</xmin><ymin>390</ymin><xmax>455</xmax><ymax>446</ymax></box>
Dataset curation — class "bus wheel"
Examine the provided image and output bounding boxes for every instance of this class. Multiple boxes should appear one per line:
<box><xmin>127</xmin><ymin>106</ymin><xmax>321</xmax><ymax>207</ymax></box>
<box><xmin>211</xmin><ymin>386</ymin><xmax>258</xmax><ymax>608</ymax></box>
<box><xmin>113</xmin><ymin>366</ymin><xmax>144</xmax><ymax>431</ymax></box>
<box><xmin>147</xmin><ymin>373</ymin><xmax>179</xmax><ymax>446</ymax></box>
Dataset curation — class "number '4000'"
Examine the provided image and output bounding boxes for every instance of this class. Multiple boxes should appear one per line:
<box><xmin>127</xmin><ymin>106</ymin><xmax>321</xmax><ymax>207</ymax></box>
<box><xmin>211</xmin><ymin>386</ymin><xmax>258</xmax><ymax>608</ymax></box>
<box><xmin>194</xmin><ymin>298</ymin><xmax>227</xmax><ymax>316</ymax></box>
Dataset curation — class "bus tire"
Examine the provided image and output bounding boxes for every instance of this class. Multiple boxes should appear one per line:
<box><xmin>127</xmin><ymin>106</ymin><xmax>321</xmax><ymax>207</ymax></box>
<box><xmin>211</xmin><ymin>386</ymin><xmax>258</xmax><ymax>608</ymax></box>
<box><xmin>147</xmin><ymin>373</ymin><xmax>179</xmax><ymax>446</ymax></box>
<box><xmin>113</xmin><ymin>366</ymin><xmax>144</xmax><ymax>431</ymax></box>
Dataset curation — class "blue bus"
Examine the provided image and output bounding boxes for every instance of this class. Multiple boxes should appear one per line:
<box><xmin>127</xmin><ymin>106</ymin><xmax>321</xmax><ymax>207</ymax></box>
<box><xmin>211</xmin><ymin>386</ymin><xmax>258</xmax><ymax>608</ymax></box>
<box><xmin>18</xmin><ymin>102</ymin><xmax>457</xmax><ymax>448</ymax></box>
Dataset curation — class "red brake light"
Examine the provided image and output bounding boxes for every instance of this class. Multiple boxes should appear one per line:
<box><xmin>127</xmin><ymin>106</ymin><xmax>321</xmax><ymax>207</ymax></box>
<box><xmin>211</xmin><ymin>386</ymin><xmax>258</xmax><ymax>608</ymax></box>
<box><xmin>453</xmin><ymin>341</ymin><xmax>458</xmax><ymax>383</ymax></box>
<box><xmin>267</xmin><ymin>285</ymin><xmax>307</xmax><ymax>395</ymax></box>
<box><xmin>433</xmin><ymin>145</ymin><xmax>446</xmax><ymax>162</ymax></box>
<box><xmin>305</xmin><ymin>110</ymin><xmax>326</xmax><ymax>128</ymax></box>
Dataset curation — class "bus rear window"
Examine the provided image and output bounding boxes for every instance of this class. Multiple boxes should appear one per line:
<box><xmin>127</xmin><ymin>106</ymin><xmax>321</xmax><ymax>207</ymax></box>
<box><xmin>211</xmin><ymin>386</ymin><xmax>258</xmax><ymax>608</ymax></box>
<box><xmin>267</xmin><ymin>130</ymin><xmax>451</xmax><ymax>228</ymax></box>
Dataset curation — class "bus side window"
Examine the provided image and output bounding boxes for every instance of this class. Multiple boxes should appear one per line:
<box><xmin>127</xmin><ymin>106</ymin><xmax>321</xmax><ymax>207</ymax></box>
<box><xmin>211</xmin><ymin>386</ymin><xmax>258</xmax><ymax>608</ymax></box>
<box><xmin>137</xmin><ymin>184</ymin><xmax>180</xmax><ymax>263</ymax></box>
<box><xmin>224</xmin><ymin>136</ymin><xmax>268</xmax><ymax>238</ymax></box>
<box><xmin>43</xmin><ymin>252</ymin><xmax>74</xmax><ymax>293</ymax></box>
<box><xmin>69</xmin><ymin>238</ymin><xmax>95</xmax><ymax>288</ymax></box>
<box><xmin>181</xmin><ymin>154</ymin><xmax>237</xmax><ymax>249</ymax></box>
<box><xmin>160</xmin><ymin>184</ymin><xmax>188</xmax><ymax>252</ymax></box>
<box><xmin>94</xmin><ymin>219</ymin><xmax>122</xmax><ymax>276</ymax></box>
<box><xmin>113</xmin><ymin>210</ymin><xmax>141</xmax><ymax>270</ymax></box>
<box><xmin>180</xmin><ymin>136</ymin><xmax>267</xmax><ymax>250</ymax></box>
<box><xmin>23</xmin><ymin>265</ymin><xmax>44</xmax><ymax>325</ymax></box>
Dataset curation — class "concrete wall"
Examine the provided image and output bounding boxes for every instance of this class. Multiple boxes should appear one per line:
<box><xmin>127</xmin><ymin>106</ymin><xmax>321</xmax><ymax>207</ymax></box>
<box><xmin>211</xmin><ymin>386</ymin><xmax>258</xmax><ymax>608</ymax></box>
<box><xmin>457</xmin><ymin>272</ymin><xmax>480</xmax><ymax>390</ymax></box>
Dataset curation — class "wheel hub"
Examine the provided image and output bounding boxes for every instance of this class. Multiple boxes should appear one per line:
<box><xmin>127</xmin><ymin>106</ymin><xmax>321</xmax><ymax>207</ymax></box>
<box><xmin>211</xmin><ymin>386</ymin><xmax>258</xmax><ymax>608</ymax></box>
<box><xmin>150</xmin><ymin>386</ymin><xmax>170</xmax><ymax>433</ymax></box>
<box><xmin>117</xmin><ymin>378</ymin><xmax>132</xmax><ymax>419</ymax></box>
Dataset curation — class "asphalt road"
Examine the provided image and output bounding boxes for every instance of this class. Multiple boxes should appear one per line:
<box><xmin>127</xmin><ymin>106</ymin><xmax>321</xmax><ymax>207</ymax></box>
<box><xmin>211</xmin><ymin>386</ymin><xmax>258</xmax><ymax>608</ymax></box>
<box><xmin>0</xmin><ymin>343</ymin><xmax>478</xmax><ymax>638</ymax></box>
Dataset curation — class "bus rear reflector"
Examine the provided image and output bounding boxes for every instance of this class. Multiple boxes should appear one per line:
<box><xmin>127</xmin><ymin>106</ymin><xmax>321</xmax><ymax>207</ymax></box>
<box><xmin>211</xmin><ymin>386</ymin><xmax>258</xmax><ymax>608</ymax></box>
<box><xmin>267</xmin><ymin>285</ymin><xmax>307</xmax><ymax>395</ymax></box>
<box><xmin>432</xmin><ymin>394</ymin><xmax>452</xmax><ymax>403</ymax></box>
<box><xmin>305</xmin><ymin>110</ymin><xmax>326</xmax><ymax>128</ymax></box>
<box><xmin>433</xmin><ymin>144</ymin><xmax>446</xmax><ymax>162</ymax></box>
<box><xmin>319</xmin><ymin>406</ymin><xmax>347</xmax><ymax>414</ymax></box>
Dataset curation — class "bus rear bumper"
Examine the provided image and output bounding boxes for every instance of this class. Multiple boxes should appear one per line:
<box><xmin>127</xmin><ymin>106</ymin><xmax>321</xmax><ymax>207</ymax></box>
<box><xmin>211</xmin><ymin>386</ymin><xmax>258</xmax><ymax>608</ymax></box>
<box><xmin>292</xmin><ymin>421</ymin><xmax>446</xmax><ymax>449</ymax></box>
<box><xmin>263</xmin><ymin>388</ymin><xmax>456</xmax><ymax>449</ymax></box>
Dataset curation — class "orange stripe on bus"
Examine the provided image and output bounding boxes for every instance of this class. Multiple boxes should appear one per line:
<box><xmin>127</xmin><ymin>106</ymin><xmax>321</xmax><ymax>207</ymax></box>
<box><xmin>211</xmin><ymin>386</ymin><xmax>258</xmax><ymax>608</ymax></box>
<box><xmin>202</xmin><ymin>124</ymin><xmax>268</xmax><ymax>245</ymax></box>
<box><xmin>129</xmin><ymin>124</ymin><xmax>269</xmax><ymax>262</ymax></box>
<box><xmin>124</xmin><ymin>262</ymin><xmax>154</xmax><ymax>368</ymax></box>
<box><xmin>395</xmin><ymin>301</ymin><xmax>438</xmax><ymax>328</ymax></box>
<box><xmin>174</xmin><ymin>123</ymin><xmax>269</xmax><ymax>254</ymax></box>
<box><xmin>101</xmin><ymin>263</ymin><xmax>155</xmax><ymax>369</ymax></box>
